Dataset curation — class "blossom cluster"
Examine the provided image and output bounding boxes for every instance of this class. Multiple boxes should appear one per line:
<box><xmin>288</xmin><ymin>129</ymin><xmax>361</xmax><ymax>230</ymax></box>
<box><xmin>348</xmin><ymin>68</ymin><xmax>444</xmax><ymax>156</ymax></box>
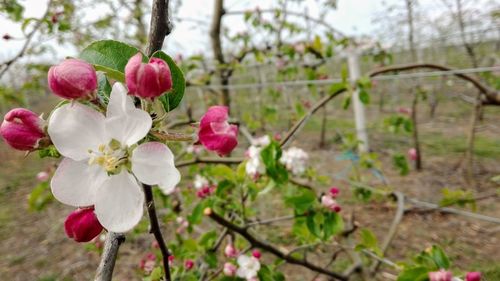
<box><xmin>279</xmin><ymin>146</ymin><xmax>309</xmax><ymax>175</ymax></box>
<box><xmin>245</xmin><ymin>135</ymin><xmax>271</xmax><ymax>178</ymax></box>
<box><xmin>222</xmin><ymin>243</ymin><xmax>262</xmax><ymax>280</ymax></box>
<box><xmin>429</xmin><ymin>269</ymin><xmax>481</xmax><ymax>281</ymax></box>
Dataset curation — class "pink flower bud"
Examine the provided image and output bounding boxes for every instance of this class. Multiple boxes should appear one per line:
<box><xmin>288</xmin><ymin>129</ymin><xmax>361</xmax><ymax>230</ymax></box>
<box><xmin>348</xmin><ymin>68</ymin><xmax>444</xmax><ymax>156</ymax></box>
<box><xmin>139</xmin><ymin>253</ymin><xmax>157</xmax><ymax>274</ymax></box>
<box><xmin>48</xmin><ymin>59</ymin><xmax>97</xmax><ymax>99</ymax></box>
<box><xmin>196</xmin><ymin>185</ymin><xmax>216</xmax><ymax>199</ymax></box>
<box><xmin>198</xmin><ymin>106</ymin><xmax>238</xmax><ymax>156</ymax></box>
<box><xmin>64</xmin><ymin>207</ymin><xmax>103</xmax><ymax>242</ymax></box>
<box><xmin>184</xmin><ymin>259</ymin><xmax>194</xmax><ymax>270</ymax></box>
<box><xmin>465</xmin><ymin>272</ymin><xmax>481</xmax><ymax>281</ymax></box>
<box><xmin>397</xmin><ymin>107</ymin><xmax>412</xmax><ymax>115</ymax></box>
<box><xmin>168</xmin><ymin>255</ymin><xmax>175</xmax><ymax>265</ymax></box>
<box><xmin>1</xmin><ymin>108</ymin><xmax>45</xmax><ymax>151</ymax></box>
<box><xmin>321</xmin><ymin>195</ymin><xmax>341</xmax><ymax>213</ymax></box>
<box><xmin>224</xmin><ymin>243</ymin><xmax>238</xmax><ymax>258</ymax></box>
<box><xmin>329</xmin><ymin>187</ymin><xmax>340</xmax><ymax>197</ymax></box>
<box><xmin>251</xmin><ymin>249</ymin><xmax>262</xmax><ymax>259</ymax></box>
<box><xmin>125</xmin><ymin>53</ymin><xmax>173</xmax><ymax>99</ymax></box>
<box><xmin>408</xmin><ymin>148</ymin><xmax>418</xmax><ymax>161</ymax></box>
<box><xmin>429</xmin><ymin>270</ymin><xmax>453</xmax><ymax>281</ymax></box>
<box><xmin>223</xmin><ymin>262</ymin><xmax>237</xmax><ymax>276</ymax></box>
<box><xmin>36</xmin><ymin>171</ymin><xmax>50</xmax><ymax>182</ymax></box>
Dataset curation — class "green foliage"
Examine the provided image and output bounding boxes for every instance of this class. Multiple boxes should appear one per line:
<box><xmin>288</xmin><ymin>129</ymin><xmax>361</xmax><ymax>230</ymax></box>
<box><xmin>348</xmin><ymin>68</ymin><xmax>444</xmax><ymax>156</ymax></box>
<box><xmin>151</xmin><ymin>51</ymin><xmax>186</xmax><ymax>112</ymax></box>
<box><xmin>284</xmin><ymin>189</ymin><xmax>316</xmax><ymax>214</ymax></box>
<box><xmin>1</xmin><ymin>0</ymin><xmax>24</xmax><ymax>21</ymax></box>
<box><xmin>392</xmin><ymin>153</ymin><xmax>409</xmax><ymax>176</ymax></box>
<box><xmin>439</xmin><ymin>188</ymin><xmax>476</xmax><ymax>211</ymax></box>
<box><xmin>397</xmin><ymin>245</ymin><xmax>451</xmax><ymax>281</ymax></box>
<box><xmin>258</xmin><ymin>264</ymin><xmax>285</xmax><ymax>281</ymax></box>
<box><xmin>384</xmin><ymin>115</ymin><xmax>413</xmax><ymax>134</ymax></box>
<box><xmin>79</xmin><ymin>40</ymin><xmax>143</xmax><ymax>81</ymax></box>
<box><xmin>260</xmin><ymin>141</ymin><xmax>288</xmax><ymax>184</ymax></box>
<box><xmin>28</xmin><ymin>182</ymin><xmax>53</xmax><ymax>211</ymax></box>
<box><xmin>355</xmin><ymin>229</ymin><xmax>382</xmax><ymax>256</ymax></box>
<box><xmin>306</xmin><ymin>210</ymin><xmax>344</xmax><ymax>240</ymax></box>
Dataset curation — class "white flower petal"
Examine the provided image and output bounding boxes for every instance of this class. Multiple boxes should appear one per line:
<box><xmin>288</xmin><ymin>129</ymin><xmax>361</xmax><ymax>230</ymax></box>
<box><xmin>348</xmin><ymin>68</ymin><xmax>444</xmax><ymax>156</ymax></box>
<box><xmin>51</xmin><ymin>158</ymin><xmax>105</xmax><ymax>206</ymax></box>
<box><xmin>105</xmin><ymin>83</ymin><xmax>152</xmax><ymax>145</ymax></box>
<box><xmin>48</xmin><ymin>103</ymin><xmax>107</xmax><ymax>161</ymax></box>
<box><xmin>131</xmin><ymin>142</ymin><xmax>179</xmax><ymax>186</ymax></box>
<box><xmin>94</xmin><ymin>171</ymin><xmax>144</xmax><ymax>233</ymax></box>
<box><xmin>158</xmin><ymin>168</ymin><xmax>181</xmax><ymax>195</ymax></box>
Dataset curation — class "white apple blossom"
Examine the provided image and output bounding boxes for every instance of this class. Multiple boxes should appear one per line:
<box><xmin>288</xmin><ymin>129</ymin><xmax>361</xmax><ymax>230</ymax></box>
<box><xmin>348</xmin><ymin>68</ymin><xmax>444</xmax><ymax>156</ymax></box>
<box><xmin>236</xmin><ymin>255</ymin><xmax>261</xmax><ymax>280</ymax></box>
<box><xmin>245</xmin><ymin>145</ymin><xmax>265</xmax><ymax>177</ymax></box>
<box><xmin>279</xmin><ymin>147</ymin><xmax>309</xmax><ymax>175</ymax></box>
<box><xmin>48</xmin><ymin>83</ymin><xmax>180</xmax><ymax>233</ymax></box>
<box><xmin>252</xmin><ymin>135</ymin><xmax>270</xmax><ymax>146</ymax></box>
<box><xmin>194</xmin><ymin>174</ymin><xmax>209</xmax><ymax>189</ymax></box>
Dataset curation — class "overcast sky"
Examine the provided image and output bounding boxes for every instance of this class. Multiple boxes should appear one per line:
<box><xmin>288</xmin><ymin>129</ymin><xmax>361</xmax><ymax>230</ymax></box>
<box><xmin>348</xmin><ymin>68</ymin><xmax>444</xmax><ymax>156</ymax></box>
<box><xmin>0</xmin><ymin>0</ymin><xmax>495</xmax><ymax>63</ymax></box>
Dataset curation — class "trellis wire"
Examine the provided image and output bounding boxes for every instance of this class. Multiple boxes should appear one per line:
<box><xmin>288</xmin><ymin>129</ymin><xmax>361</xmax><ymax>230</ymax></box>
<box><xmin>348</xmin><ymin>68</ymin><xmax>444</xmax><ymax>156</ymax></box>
<box><xmin>187</xmin><ymin>66</ymin><xmax>500</xmax><ymax>90</ymax></box>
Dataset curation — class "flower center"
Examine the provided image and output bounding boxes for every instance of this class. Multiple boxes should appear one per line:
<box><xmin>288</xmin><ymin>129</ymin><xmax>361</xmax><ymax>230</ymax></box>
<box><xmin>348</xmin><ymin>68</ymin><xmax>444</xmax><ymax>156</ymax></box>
<box><xmin>88</xmin><ymin>139</ymin><xmax>128</xmax><ymax>174</ymax></box>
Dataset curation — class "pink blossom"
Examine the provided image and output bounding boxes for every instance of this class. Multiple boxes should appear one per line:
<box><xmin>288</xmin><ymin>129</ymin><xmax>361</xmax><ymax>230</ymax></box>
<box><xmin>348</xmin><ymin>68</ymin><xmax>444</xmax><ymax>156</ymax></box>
<box><xmin>397</xmin><ymin>107</ymin><xmax>412</xmax><ymax>115</ymax></box>
<box><xmin>48</xmin><ymin>59</ymin><xmax>97</xmax><ymax>99</ymax></box>
<box><xmin>196</xmin><ymin>185</ymin><xmax>216</xmax><ymax>199</ymax></box>
<box><xmin>251</xmin><ymin>249</ymin><xmax>262</xmax><ymax>259</ymax></box>
<box><xmin>465</xmin><ymin>272</ymin><xmax>481</xmax><ymax>281</ymax></box>
<box><xmin>36</xmin><ymin>171</ymin><xmax>50</xmax><ymax>182</ymax></box>
<box><xmin>329</xmin><ymin>187</ymin><xmax>340</xmax><ymax>198</ymax></box>
<box><xmin>176</xmin><ymin>217</ymin><xmax>189</xmax><ymax>234</ymax></box>
<box><xmin>139</xmin><ymin>253</ymin><xmax>156</xmax><ymax>274</ymax></box>
<box><xmin>429</xmin><ymin>270</ymin><xmax>453</xmax><ymax>281</ymax></box>
<box><xmin>198</xmin><ymin>106</ymin><xmax>238</xmax><ymax>156</ymax></box>
<box><xmin>321</xmin><ymin>195</ymin><xmax>341</xmax><ymax>212</ymax></box>
<box><xmin>0</xmin><ymin>108</ymin><xmax>45</xmax><ymax>151</ymax></box>
<box><xmin>224</xmin><ymin>243</ymin><xmax>238</xmax><ymax>258</ymax></box>
<box><xmin>223</xmin><ymin>262</ymin><xmax>237</xmax><ymax>276</ymax></box>
<box><xmin>168</xmin><ymin>255</ymin><xmax>175</xmax><ymax>265</ymax></box>
<box><xmin>408</xmin><ymin>148</ymin><xmax>418</xmax><ymax>161</ymax></box>
<box><xmin>125</xmin><ymin>53</ymin><xmax>172</xmax><ymax>99</ymax></box>
<box><xmin>184</xmin><ymin>259</ymin><xmax>194</xmax><ymax>270</ymax></box>
<box><xmin>64</xmin><ymin>207</ymin><xmax>103</xmax><ymax>243</ymax></box>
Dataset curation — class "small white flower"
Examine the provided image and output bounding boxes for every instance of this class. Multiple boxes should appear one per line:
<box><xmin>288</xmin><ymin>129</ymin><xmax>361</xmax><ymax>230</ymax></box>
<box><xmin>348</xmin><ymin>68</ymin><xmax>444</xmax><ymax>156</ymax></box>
<box><xmin>280</xmin><ymin>147</ymin><xmax>309</xmax><ymax>175</ymax></box>
<box><xmin>193</xmin><ymin>174</ymin><xmax>209</xmax><ymax>189</ymax></box>
<box><xmin>236</xmin><ymin>255</ymin><xmax>261</xmax><ymax>280</ymax></box>
<box><xmin>48</xmin><ymin>83</ymin><xmax>181</xmax><ymax>233</ymax></box>
<box><xmin>245</xmin><ymin>145</ymin><xmax>265</xmax><ymax>177</ymax></box>
<box><xmin>252</xmin><ymin>135</ymin><xmax>270</xmax><ymax>146</ymax></box>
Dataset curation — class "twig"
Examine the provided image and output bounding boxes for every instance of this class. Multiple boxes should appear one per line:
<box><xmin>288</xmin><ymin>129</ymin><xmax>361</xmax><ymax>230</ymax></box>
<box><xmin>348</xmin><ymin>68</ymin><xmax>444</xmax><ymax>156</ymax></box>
<box><xmin>175</xmin><ymin>156</ymin><xmax>244</xmax><ymax>168</ymax></box>
<box><xmin>143</xmin><ymin>184</ymin><xmax>172</xmax><ymax>281</ymax></box>
<box><xmin>0</xmin><ymin>0</ymin><xmax>53</xmax><ymax>79</ymax></box>
<box><xmin>367</xmin><ymin>63</ymin><xmax>500</xmax><ymax>105</ymax></box>
<box><xmin>151</xmin><ymin>131</ymin><xmax>197</xmax><ymax>142</ymax></box>
<box><xmin>94</xmin><ymin>232</ymin><xmax>126</xmax><ymax>281</ymax></box>
<box><xmin>370</xmin><ymin>192</ymin><xmax>405</xmax><ymax>274</ymax></box>
<box><xmin>204</xmin><ymin>208</ymin><xmax>348</xmax><ymax>280</ymax></box>
<box><xmin>246</xmin><ymin>214</ymin><xmax>300</xmax><ymax>227</ymax></box>
<box><xmin>280</xmin><ymin>86</ymin><xmax>347</xmax><ymax>147</ymax></box>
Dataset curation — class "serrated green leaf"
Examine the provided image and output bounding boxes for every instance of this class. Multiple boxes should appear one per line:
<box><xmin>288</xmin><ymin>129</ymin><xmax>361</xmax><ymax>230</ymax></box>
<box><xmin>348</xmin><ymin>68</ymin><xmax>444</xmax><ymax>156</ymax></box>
<box><xmin>397</xmin><ymin>266</ymin><xmax>428</xmax><ymax>281</ymax></box>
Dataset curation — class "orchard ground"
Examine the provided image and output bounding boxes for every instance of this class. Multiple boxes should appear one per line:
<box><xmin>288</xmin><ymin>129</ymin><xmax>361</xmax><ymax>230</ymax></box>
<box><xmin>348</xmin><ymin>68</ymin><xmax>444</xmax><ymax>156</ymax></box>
<box><xmin>0</xmin><ymin>87</ymin><xmax>499</xmax><ymax>281</ymax></box>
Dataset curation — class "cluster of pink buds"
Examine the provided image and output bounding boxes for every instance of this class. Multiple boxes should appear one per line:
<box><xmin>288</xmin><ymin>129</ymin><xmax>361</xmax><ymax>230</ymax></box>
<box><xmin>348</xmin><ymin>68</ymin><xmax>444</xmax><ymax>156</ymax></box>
<box><xmin>223</xmin><ymin>262</ymin><xmax>237</xmax><ymax>276</ymax></box>
<box><xmin>175</xmin><ymin>217</ymin><xmax>189</xmax><ymax>234</ymax></box>
<box><xmin>0</xmin><ymin>108</ymin><xmax>45</xmax><ymax>151</ymax></box>
<box><xmin>139</xmin><ymin>253</ymin><xmax>157</xmax><ymax>274</ymax></box>
<box><xmin>198</xmin><ymin>106</ymin><xmax>238</xmax><ymax>156</ymax></box>
<box><xmin>125</xmin><ymin>53</ymin><xmax>173</xmax><ymax>99</ymax></box>
<box><xmin>64</xmin><ymin>207</ymin><xmax>103</xmax><ymax>242</ymax></box>
<box><xmin>429</xmin><ymin>270</ymin><xmax>481</xmax><ymax>281</ymax></box>
<box><xmin>321</xmin><ymin>187</ymin><xmax>341</xmax><ymax>212</ymax></box>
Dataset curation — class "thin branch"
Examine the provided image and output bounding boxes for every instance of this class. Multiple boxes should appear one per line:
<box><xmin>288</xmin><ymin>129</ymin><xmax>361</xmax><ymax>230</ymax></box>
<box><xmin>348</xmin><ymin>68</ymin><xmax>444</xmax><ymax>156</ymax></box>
<box><xmin>94</xmin><ymin>232</ymin><xmax>126</xmax><ymax>281</ymax></box>
<box><xmin>175</xmin><ymin>156</ymin><xmax>244</xmax><ymax>168</ymax></box>
<box><xmin>151</xmin><ymin>131</ymin><xmax>197</xmax><ymax>142</ymax></box>
<box><xmin>280</xmin><ymin>86</ymin><xmax>347</xmax><ymax>147</ymax></box>
<box><xmin>143</xmin><ymin>184</ymin><xmax>172</xmax><ymax>281</ymax></box>
<box><xmin>367</xmin><ymin>63</ymin><xmax>500</xmax><ymax>105</ymax></box>
<box><xmin>0</xmin><ymin>0</ymin><xmax>53</xmax><ymax>79</ymax></box>
<box><xmin>204</xmin><ymin>208</ymin><xmax>348</xmax><ymax>280</ymax></box>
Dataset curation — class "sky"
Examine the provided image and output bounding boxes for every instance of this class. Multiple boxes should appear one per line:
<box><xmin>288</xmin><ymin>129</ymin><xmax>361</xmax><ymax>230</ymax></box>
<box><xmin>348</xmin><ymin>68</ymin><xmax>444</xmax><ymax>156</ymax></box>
<box><xmin>0</xmin><ymin>0</ymin><xmax>496</xmax><ymax>64</ymax></box>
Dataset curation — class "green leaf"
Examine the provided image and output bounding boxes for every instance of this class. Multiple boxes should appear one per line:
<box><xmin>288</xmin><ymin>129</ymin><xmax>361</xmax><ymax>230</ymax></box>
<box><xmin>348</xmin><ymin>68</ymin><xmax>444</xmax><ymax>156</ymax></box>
<box><xmin>97</xmin><ymin>73</ymin><xmax>111</xmax><ymax>104</ymax></box>
<box><xmin>187</xmin><ymin>202</ymin><xmax>205</xmax><ymax>225</ymax></box>
<box><xmin>150</xmin><ymin>266</ymin><xmax>163</xmax><ymax>280</ymax></box>
<box><xmin>284</xmin><ymin>189</ymin><xmax>316</xmax><ymax>214</ymax></box>
<box><xmin>151</xmin><ymin>50</ymin><xmax>186</xmax><ymax>112</ymax></box>
<box><xmin>393</xmin><ymin>153</ymin><xmax>409</xmax><ymax>176</ymax></box>
<box><xmin>260</xmin><ymin>141</ymin><xmax>288</xmax><ymax>184</ymax></box>
<box><xmin>38</xmin><ymin>146</ymin><xmax>61</xmax><ymax>158</ymax></box>
<box><xmin>342</xmin><ymin>95</ymin><xmax>351</xmax><ymax>110</ymax></box>
<box><xmin>397</xmin><ymin>266</ymin><xmax>429</xmax><ymax>281</ymax></box>
<box><xmin>198</xmin><ymin>230</ymin><xmax>217</xmax><ymax>249</ymax></box>
<box><xmin>306</xmin><ymin>211</ymin><xmax>323</xmax><ymax>238</ymax></box>
<box><xmin>359</xmin><ymin>88</ymin><xmax>370</xmax><ymax>104</ymax></box>
<box><xmin>28</xmin><ymin>182</ymin><xmax>53</xmax><ymax>211</ymax></box>
<box><xmin>329</xmin><ymin>82</ymin><xmax>346</xmax><ymax>95</ymax></box>
<box><xmin>323</xmin><ymin>212</ymin><xmax>344</xmax><ymax>239</ymax></box>
<box><xmin>430</xmin><ymin>245</ymin><xmax>450</xmax><ymax>269</ymax></box>
<box><xmin>79</xmin><ymin>40</ymin><xmax>143</xmax><ymax>81</ymax></box>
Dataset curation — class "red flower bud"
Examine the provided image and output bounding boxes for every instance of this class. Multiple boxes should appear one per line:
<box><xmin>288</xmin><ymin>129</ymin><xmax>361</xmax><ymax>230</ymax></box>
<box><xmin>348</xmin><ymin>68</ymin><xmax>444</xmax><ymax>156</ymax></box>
<box><xmin>184</xmin><ymin>259</ymin><xmax>194</xmax><ymax>270</ymax></box>
<box><xmin>48</xmin><ymin>59</ymin><xmax>97</xmax><ymax>99</ymax></box>
<box><xmin>465</xmin><ymin>272</ymin><xmax>481</xmax><ymax>281</ymax></box>
<box><xmin>125</xmin><ymin>53</ymin><xmax>173</xmax><ymax>99</ymax></box>
<box><xmin>251</xmin><ymin>249</ymin><xmax>262</xmax><ymax>259</ymax></box>
<box><xmin>1</xmin><ymin>108</ymin><xmax>45</xmax><ymax>151</ymax></box>
<box><xmin>329</xmin><ymin>187</ymin><xmax>340</xmax><ymax>197</ymax></box>
<box><xmin>198</xmin><ymin>106</ymin><xmax>238</xmax><ymax>156</ymax></box>
<box><xmin>64</xmin><ymin>207</ymin><xmax>103</xmax><ymax>242</ymax></box>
